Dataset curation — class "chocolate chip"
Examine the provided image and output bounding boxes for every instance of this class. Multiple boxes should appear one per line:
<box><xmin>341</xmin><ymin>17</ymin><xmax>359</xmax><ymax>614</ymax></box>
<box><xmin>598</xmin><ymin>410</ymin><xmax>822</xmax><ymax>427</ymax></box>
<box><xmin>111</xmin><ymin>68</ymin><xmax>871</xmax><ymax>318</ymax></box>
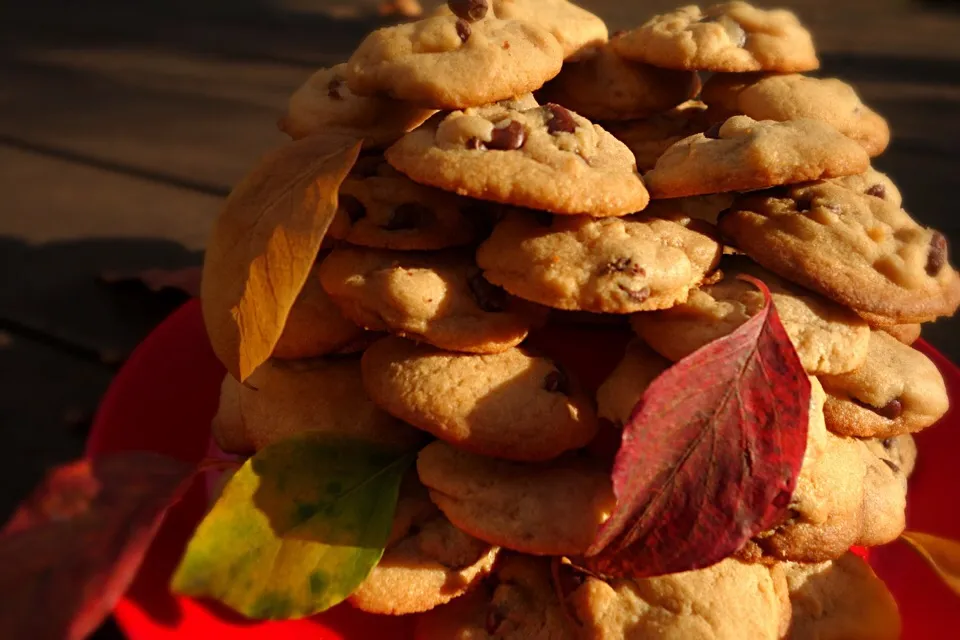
<box><xmin>544</xmin><ymin>367</ymin><xmax>570</xmax><ymax>395</ymax></box>
<box><xmin>703</xmin><ymin>122</ymin><xmax>723</xmax><ymax>139</ymax></box>
<box><xmin>448</xmin><ymin>0</ymin><xmax>488</xmax><ymax>22</ymax></box>
<box><xmin>883</xmin><ymin>459</ymin><xmax>901</xmax><ymax>473</ymax></box>
<box><xmin>466</xmin><ymin>137</ymin><xmax>483</xmax><ymax>150</ymax></box>
<box><xmin>327</xmin><ymin>76</ymin><xmax>345</xmax><ymax>100</ymax></box>
<box><xmin>618</xmin><ymin>284</ymin><xmax>651</xmax><ymax>303</ymax></box>
<box><xmin>882</xmin><ymin>437</ymin><xmax>896</xmax><ymax>449</ymax></box>
<box><xmin>852</xmin><ymin>397</ymin><xmax>903</xmax><ymax>421</ymax></box>
<box><xmin>926</xmin><ymin>231</ymin><xmax>948</xmax><ymax>276</ymax></box>
<box><xmin>795</xmin><ymin>195</ymin><xmax>814</xmax><ymax>212</ymax></box>
<box><xmin>599</xmin><ymin>257</ymin><xmax>645</xmax><ymax>276</ymax></box>
<box><xmin>488</xmin><ymin>121</ymin><xmax>526</xmax><ymax>151</ymax></box>
<box><xmin>455</xmin><ymin>18</ymin><xmax>472</xmax><ymax>42</ymax></box>
<box><xmin>338</xmin><ymin>195</ymin><xmax>366</xmax><ymax>222</ymax></box>
<box><xmin>545</xmin><ymin>103</ymin><xmax>577</xmax><ymax>134</ymax></box>
<box><xmin>467</xmin><ymin>269</ymin><xmax>507</xmax><ymax>312</ymax></box>
<box><xmin>382</xmin><ymin>203</ymin><xmax>431</xmax><ymax>230</ymax></box>
<box><xmin>865</xmin><ymin>183</ymin><xmax>886</xmax><ymax>199</ymax></box>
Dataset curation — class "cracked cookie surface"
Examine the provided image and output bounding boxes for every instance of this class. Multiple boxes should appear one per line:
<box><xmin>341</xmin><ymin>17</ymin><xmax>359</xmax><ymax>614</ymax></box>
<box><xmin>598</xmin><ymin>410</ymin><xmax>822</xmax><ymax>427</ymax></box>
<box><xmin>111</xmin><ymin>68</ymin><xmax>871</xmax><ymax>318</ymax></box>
<box><xmin>386</xmin><ymin>103</ymin><xmax>649</xmax><ymax>216</ymax></box>
<box><xmin>476</xmin><ymin>211</ymin><xmax>721</xmax><ymax>313</ymax></box>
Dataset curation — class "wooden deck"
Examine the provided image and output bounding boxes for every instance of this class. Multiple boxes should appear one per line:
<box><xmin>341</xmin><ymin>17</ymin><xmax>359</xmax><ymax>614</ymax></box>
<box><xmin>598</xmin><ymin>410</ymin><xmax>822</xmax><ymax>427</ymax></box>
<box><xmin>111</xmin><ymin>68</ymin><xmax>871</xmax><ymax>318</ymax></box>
<box><xmin>2</xmin><ymin>0</ymin><xmax>959</xmax><ymax>567</ymax></box>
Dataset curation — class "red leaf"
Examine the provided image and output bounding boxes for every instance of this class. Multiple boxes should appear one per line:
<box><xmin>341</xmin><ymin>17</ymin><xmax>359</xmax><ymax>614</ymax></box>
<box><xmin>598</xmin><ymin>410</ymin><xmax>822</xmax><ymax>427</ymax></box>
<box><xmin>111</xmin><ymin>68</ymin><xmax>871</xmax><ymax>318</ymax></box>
<box><xmin>0</xmin><ymin>453</ymin><xmax>195</xmax><ymax>640</ymax></box>
<box><xmin>581</xmin><ymin>275</ymin><xmax>810</xmax><ymax>578</ymax></box>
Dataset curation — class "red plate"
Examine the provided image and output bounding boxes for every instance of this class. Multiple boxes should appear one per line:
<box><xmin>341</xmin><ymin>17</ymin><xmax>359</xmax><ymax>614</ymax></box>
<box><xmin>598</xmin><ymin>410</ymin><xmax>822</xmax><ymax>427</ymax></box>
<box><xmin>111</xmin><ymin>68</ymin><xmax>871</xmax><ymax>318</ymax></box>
<box><xmin>87</xmin><ymin>299</ymin><xmax>960</xmax><ymax>639</ymax></box>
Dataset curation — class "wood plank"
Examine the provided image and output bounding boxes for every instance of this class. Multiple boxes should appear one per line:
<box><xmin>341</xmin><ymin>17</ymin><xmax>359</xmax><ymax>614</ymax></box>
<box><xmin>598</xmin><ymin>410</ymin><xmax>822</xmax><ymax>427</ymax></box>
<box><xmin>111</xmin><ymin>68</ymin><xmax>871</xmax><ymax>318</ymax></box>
<box><xmin>0</xmin><ymin>146</ymin><xmax>217</xmax><ymax>356</ymax></box>
<box><xmin>0</xmin><ymin>52</ymin><xmax>295</xmax><ymax>191</ymax></box>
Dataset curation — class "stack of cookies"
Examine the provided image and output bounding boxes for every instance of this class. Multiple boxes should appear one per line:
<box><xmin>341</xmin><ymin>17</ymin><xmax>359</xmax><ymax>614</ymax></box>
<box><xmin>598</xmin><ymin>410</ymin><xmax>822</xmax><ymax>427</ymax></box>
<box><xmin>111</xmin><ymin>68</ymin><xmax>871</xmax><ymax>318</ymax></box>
<box><xmin>212</xmin><ymin>1</ymin><xmax>960</xmax><ymax>637</ymax></box>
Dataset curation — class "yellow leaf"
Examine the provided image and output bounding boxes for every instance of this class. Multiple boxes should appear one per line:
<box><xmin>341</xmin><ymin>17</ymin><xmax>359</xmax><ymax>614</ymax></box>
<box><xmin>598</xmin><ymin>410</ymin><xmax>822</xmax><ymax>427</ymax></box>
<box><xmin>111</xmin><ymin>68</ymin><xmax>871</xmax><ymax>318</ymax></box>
<box><xmin>201</xmin><ymin>133</ymin><xmax>362</xmax><ymax>381</ymax></box>
<box><xmin>900</xmin><ymin>531</ymin><xmax>960</xmax><ymax>596</ymax></box>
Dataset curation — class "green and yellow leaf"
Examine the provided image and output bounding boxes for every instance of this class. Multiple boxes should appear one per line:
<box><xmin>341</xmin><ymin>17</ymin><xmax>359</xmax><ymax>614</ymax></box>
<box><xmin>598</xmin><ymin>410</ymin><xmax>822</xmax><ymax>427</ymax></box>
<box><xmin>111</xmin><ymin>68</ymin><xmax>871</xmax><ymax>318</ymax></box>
<box><xmin>171</xmin><ymin>434</ymin><xmax>414</xmax><ymax>619</ymax></box>
<box><xmin>200</xmin><ymin>133</ymin><xmax>362</xmax><ymax>382</ymax></box>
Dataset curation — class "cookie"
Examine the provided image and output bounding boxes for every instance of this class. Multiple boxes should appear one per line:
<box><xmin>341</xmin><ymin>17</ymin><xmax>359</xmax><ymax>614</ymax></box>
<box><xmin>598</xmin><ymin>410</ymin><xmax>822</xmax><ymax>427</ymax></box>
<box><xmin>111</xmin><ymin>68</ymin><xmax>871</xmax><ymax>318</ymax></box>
<box><xmin>641</xmin><ymin>192</ymin><xmax>735</xmax><ymax>226</ymax></box>
<box><xmin>603</xmin><ymin>100</ymin><xmax>710</xmax><ymax>172</ymax></box>
<box><xmin>879</xmin><ymin>322</ymin><xmax>922</xmax><ymax>345</ymax></box>
<box><xmin>350</xmin><ymin>475</ymin><xmax>499</xmax><ymax>615</ymax></box>
<box><xmin>826</xmin><ymin>167</ymin><xmax>902</xmax><ymax>207</ymax></box>
<box><xmin>278</xmin><ymin>64</ymin><xmax>435</xmax><ymax>148</ymax></box>
<box><xmin>272</xmin><ymin>263</ymin><xmax>370</xmax><ymax>359</ymax></box>
<box><xmin>416</xmin><ymin>441</ymin><xmax>615</xmax><ymax>555</ymax></box>
<box><xmin>318</xmin><ymin>247</ymin><xmax>548</xmax><ymax>354</ymax></box>
<box><xmin>345</xmin><ymin>15</ymin><xmax>563</xmax><ymax>109</ymax></box>
<box><xmin>701</xmin><ymin>73</ymin><xmax>890</xmax><ymax>156</ymax></box>
<box><xmin>210</xmin><ymin>358</ymin><xmax>426</xmax><ymax>455</ymax></box>
<box><xmin>326</xmin><ymin>160</ymin><xmax>492</xmax><ymax>250</ymax></box>
<box><xmin>362</xmin><ymin>337</ymin><xmax>598</xmax><ymax>461</ymax></box>
<box><xmin>612</xmin><ymin>2</ymin><xmax>819</xmax><ymax>73</ymax></box>
<box><xmin>386</xmin><ymin>103</ymin><xmax>649</xmax><ymax>217</ymax></box>
<box><xmin>747</xmin><ymin>378</ymin><xmax>907</xmax><ymax>562</ymax></box>
<box><xmin>631</xmin><ymin>256</ymin><xmax>871</xmax><ymax>375</ymax></box>
<box><xmin>435</xmin><ymin>0</ymin><xmax>608</xmax><ymax>59</ymax></box>
<box><xmin>819</xmin><ymin>331</ymin><xmax>949</xmax><ymax>438</ymax></box>
<box><xmin>644</xmin><ymin>116</ymin><xmax>871</xmax><ymax>198</ymax></box>
<box><xmin>868</xmin><ymin>434</ymin><xmax>918</xmax><ymax>479</ymax></box>
<box><xmin>857</xmin><ymin>309</ymin><xmax>922</xmax><ymax>345</ymax></box>
<box><xmin>784</xmin><ymin>552</ymin><xmax>901</xmax><ymax>640</ymax></box>
<box><xmin>719</xmin><ymin>182</ymin><xmax>960</xmax><ymax>322</ymax></box>
<box><xmin>414</xmin><ymin>555</ymin><xmax>577</xmax><ymax>640</ymax></box>
<box><xmin>858</xmin><ymin>433</ymin><xmax>911</xmax><ymax>548</ymax></box>
<box><xmin>537</xmin><ymin>41</ymin><xmax>700</xmax><ymax>121</ymax></box>
<box><xmin>596</xmin><ymin>339</ymin><xmax>670</xmax><ymax>426</ymax></box>
<box><xmin>569</xmin><ymin>559</ymin><xmax>790</xmax><ymax>640</ymax></box>
<box><xmin>476</xmin><ymin>211</ymin><xmax>721</xmax><ymax>313</ymax></box>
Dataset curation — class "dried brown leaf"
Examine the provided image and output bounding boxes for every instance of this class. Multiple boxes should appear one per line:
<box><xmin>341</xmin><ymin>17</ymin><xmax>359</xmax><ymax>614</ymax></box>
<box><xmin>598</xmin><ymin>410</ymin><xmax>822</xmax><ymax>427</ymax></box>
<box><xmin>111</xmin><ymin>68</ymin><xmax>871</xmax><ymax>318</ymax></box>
<box><xmin>201</xmin><ymin>134</ymin><xmax>362</xmax><ymax>381</ymax></box>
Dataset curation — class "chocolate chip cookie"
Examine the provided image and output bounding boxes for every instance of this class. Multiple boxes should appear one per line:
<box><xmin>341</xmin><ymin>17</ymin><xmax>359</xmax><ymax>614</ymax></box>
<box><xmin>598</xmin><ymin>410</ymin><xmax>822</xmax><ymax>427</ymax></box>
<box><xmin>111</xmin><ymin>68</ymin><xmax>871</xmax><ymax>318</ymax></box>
<box><xmin>278</xmin><ymin>64</ymin><xmax>435</xmax><ymax>148</ymax></box>
<box><xmin>631</xmin><ymin>256</ymin><xmax>871</xmax><ymax>375</ymax></box>
<box><xmin>386</xmin><ymin>103</ymin><xmax>649</xmax><ymax>216</ymax></box>
<box><xmin>345</xmin><ymin>15</ymin><xmax>563</xmax><ymax>109</ymax></box>
<box><xmin>745</xmin><ymin>378</ymin><xmax>907</xmax><ymax>563</ymax></box>
<box><xmin>819</xmin><ymin>330</ymin><xmax>949</xmax><ymax>438</ymax></box>
<box><xmin>827</xmin><ymin>167</ymin><xmax>903</xmax><ymax>208</ymax></box>
<box><xmin>350</xmin><ymin>475</ymin><xmax>499</xmax><ymax>615</ymax></box>
<box><xmin>362</xmin><ymin>337</ymin><xmax>598</xmax><ymax>461</ymax></box>
<box><xmin>210</xmin><ymin>358</ymin><xmax>426</xmax><ymax>455</ymax></box>
<box><xmin>612</xmin><ymin>2</ymin><xmax>819</xmax><ymax>73</ymax></box>
<box><xmin>436</xmin><ymin>0</ymin><xmax>608</xmax><ymax>59</ymax></box>
<box><xmin>596</xmin><ymin>339</ymin><xmax>670</xmax><ymax>426</ymax></box>
<box><xmin>538</xmin><ymin>41</ymin><xmax>700</xmax><ymax>121</ymax></box>
<box><xmin>702</xmin><ymin>73</ymin><xmax>890</xmax><ymax>156</ymax></box>
<box><xmin>327</xmin><ymin>161</ymin><xmax>491</xmax><ymax>250</ymax></box>
<box><xmin>641</xmin><ymin>192</ymin><xmax>736</xmax><ymax>226</ymax></box>
<box><xmin>476</xmin><ymin>211</ymin><xmax>721</xmax><ymax>313</ymax></box>
<box><xmin>416</xmin><ymin>441</ymin><xmax>615</xmax><ymax>555</ymax></box>
<box><xmin>644</xmin><ymin>116</ymin><xmax>870</xmax><ymax>198</ymax></box>
<box><xmin>414</xmin><ymin>555</ymin><xmax>577</xmax><ymax>639</ymax></box>
<box><xmin>318</xmin><ymin>247</ymin><xmax>547</xmax><ymax>354</ymax></box>
<box><xmin>569</xmin><ymin>559</ymin><xmax>791</xmax><ymax>640</ymax></box>
<box><xmin>719</xmin><ymin>182</ymin><xmax>960</xmax><ymax>322</ymax></box>
<box><xmin>784</xmin><ymin>552</ymin><xmax>901</xmax><ymax>640</ymax></box>
<box><xmin>603</xmin><ymin>100</ymin><xmax>710</xmax><ymax>171</ymax></box>
<box><xmin>272</xmin><ymin>263</ymin><xmax>370</xmax><ymax>359</ymax></box>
